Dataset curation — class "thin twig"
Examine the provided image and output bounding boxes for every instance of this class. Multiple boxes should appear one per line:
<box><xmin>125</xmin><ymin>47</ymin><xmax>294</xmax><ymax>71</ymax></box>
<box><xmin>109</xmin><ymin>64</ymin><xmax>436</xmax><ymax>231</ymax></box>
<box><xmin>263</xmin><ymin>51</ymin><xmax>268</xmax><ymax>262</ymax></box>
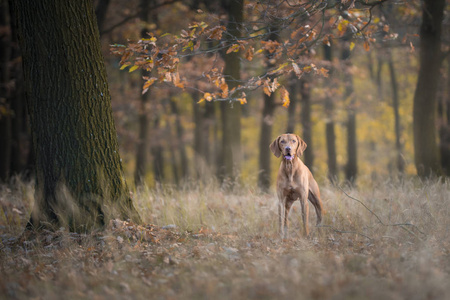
<box><xmin>317</xmin><ymin>224</ymin><xmax>373</xmax><ymax>240</ymax></box>
<box><xmin>338</xmin><ymin>186</ymin><xmax>426</xmax><ymax>239</ymax></box>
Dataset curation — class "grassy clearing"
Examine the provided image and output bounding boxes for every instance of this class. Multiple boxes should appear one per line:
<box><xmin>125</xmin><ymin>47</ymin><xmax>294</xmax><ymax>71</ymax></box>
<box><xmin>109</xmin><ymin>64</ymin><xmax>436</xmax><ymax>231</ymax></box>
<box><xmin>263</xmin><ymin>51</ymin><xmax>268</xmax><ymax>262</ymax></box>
<box><xmin>1</xmin><ymin>178</ymin><xmax>449</xmax><ymax>299</ymax></box>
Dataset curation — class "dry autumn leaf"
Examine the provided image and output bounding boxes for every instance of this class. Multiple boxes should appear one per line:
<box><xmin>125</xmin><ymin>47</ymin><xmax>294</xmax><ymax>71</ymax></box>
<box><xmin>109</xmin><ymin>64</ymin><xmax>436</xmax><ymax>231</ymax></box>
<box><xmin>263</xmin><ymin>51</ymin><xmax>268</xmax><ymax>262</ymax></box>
<box><xmin>318</xmin><ymin>67</ymin><xmax>329</xmax><ymax>78</ymax></box>
<box><xmin>226</xmin><ymin>44</ymin><xmax>240</xmax><ymax>54</ymax></box>
<box><xmin>292</xmin><ymin>62</ymin><xmax>302</xmax><ymax>78</ymax></box>
<box><xmin>280</xmin><ymin>87</ymin><xmax>290</xmax><ymax>108</ymax></box>
<box><xmin>245</xmin><ymin>47</ymin><xmax>254</xmax><ymax>61</ymax></box>
<box><xmin>363</xmin><ymin>41</ymin><xmax>370</xmax><ymax>51</ymax></box>
<box><xmin>129</xmin><ymin>65</ymin><xmax>139</xmax><ymax>73</ymax></box>
<box><xmin>220</xmin><ymin>80</ymin><xmax>229</xmax><ymax>98</ymax></box>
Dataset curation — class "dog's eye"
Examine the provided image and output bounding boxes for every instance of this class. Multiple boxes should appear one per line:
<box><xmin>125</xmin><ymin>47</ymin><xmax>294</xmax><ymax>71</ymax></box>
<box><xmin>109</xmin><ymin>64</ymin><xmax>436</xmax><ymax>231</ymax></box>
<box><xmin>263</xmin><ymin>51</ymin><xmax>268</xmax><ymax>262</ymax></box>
<box><xmin>280</xmin><ymin>140</ymin><xmax>285</xmax><ymax>144</ymax></box>
<box><xmin>292</xmin><ymin>140</ymin><xmax>296</xmax><ymax>143</ymax></box>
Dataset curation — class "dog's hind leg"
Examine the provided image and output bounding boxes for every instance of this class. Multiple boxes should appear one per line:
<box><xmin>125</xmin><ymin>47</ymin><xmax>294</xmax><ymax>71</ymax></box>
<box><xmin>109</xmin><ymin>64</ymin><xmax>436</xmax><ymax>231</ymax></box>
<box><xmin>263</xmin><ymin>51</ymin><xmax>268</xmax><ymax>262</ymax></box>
<box><xmin>308</xmin><ymin>190</ymin><xmax>323</xmax><ymax>225</ymax></box>
<box><xmin>278</xmin><ymin>200</ymin><xmax>285</xmax><ymax>238</ymax></box>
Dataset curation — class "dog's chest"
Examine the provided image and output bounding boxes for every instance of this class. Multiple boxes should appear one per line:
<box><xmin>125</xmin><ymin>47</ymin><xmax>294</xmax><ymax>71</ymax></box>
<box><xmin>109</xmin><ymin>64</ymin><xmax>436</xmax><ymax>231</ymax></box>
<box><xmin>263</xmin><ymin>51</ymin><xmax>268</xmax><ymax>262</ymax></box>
<box><xmin>279</xmin><ymin>168</ymin><xmax>303</xmax><ymax>198</ymax></box>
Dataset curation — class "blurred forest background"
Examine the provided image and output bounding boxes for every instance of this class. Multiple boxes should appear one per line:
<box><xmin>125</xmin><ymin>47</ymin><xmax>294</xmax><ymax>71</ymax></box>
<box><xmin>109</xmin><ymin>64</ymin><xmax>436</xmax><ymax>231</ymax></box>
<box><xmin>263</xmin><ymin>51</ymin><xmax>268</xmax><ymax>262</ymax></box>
<box><xmin>1</xmin><ymin>0</ymin><xmax>449</xmax><ymax>189</ymax></box>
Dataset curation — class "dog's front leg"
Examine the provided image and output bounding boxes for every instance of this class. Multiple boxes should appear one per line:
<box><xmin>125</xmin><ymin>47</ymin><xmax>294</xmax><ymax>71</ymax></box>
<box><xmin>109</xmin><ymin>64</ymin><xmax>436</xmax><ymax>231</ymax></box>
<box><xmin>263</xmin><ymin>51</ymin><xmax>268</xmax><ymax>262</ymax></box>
<box><xmin>283</xmin><ymin>200</ymin><xmax>293</xmax><ymax>239</ymax></box>
<box><xmin>299</xmin><ymin>192</ymin><xmax>310</xmax><ymax>237</ymax></box>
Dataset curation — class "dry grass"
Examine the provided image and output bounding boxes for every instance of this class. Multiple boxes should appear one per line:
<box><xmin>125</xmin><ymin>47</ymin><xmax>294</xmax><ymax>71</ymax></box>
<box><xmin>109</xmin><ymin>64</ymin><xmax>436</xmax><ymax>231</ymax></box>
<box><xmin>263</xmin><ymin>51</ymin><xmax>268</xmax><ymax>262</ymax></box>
<box><xmin>1</xmin><ymin>177</ymin><xmax>449</xmax><ymax>299</ymax></box>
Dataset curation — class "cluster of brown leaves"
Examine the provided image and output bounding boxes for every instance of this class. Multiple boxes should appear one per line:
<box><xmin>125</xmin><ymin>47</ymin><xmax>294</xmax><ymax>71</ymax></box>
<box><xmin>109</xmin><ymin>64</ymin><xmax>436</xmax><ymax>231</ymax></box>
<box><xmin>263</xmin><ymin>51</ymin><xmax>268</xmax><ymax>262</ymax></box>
<box><xmin>112</xmin><ymin>3</ymin><xmax>385</xmax><ymax>106</ymax></box>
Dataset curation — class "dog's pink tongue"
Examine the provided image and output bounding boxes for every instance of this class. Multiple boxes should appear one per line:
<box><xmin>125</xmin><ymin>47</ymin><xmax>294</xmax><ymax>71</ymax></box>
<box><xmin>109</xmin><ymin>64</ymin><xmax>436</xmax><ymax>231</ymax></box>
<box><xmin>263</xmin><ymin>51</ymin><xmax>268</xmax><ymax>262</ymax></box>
<box><xmin>284</xmin><ymin>155</ymin><xmax>293</xmax><ymax>160</ymax></box>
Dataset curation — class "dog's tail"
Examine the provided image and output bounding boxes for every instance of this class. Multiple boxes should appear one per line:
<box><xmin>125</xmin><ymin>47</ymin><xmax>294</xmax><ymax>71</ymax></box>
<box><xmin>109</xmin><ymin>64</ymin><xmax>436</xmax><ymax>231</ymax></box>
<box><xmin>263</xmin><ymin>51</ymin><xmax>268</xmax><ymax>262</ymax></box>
<box><xmin>308</xmin><ymin>190</ymin><xmax>323</xmax><ymax>225</ymax></box>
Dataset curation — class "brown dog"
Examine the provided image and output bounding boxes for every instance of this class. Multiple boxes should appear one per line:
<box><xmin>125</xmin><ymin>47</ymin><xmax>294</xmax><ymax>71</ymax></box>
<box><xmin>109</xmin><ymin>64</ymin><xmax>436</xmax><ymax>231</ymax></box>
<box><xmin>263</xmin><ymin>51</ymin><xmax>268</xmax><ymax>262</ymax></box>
<box><xmin>270</xmin><ymin>134</ymin><xmax>323</xmax><ymax>238</ymax></box>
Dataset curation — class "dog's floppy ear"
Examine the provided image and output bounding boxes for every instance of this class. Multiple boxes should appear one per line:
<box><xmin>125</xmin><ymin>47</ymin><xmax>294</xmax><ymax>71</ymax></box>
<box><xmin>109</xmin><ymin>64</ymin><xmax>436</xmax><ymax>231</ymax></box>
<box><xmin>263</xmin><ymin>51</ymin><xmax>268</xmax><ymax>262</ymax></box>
<box><xmin>269</xmin><ymin>136</ymin><xmax>282</xmax><ymax>158</ymax></box>
<box><xmin>296</xmin><ymin>135</ymin><xmax>307</xmax><ymax>156</ymax></box>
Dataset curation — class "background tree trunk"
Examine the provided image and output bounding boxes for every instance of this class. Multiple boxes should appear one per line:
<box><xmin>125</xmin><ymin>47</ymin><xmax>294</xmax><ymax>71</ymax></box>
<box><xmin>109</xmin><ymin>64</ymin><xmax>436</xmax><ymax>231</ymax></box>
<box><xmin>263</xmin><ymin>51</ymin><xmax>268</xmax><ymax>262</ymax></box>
<box><xmin>413</xmin><ymin>0</ymin><xmax>445</xmax><ymax>177</ymax></box>
<box><xmin>193</xmin><ymin>91</ymin><xmax>204</xmax><ymax>179</ymax></box>
<box><xmin>286</xmin><ymin>75</ymin><xmax>298</xmax><ymax>134</ymax></box>
<box><xmin>152</xmin><ymin>116</ymin><xmax>165</xmax><ymax>183</ymax></box>
<box><xmin>11</xmin><ymin>0</ymin><xmax>141</xmax><ymax>231</ymax></box>
<box><xmin>438</xmin><ymin>58</ymin><xmax>450</xmax><ymax>175</ymax></box>
<box><xmin>376</xmin><ymin>52</ymin><xmax>384</xmax><ymax>99</ymax></box>
<box><xmin>218</xmin><ymin>0</ymin><xmax>243</xmax><ymax>184</ymax></box>
<box><xmin>203</xmin><ymin>101</ymin><xmax>215</xmax><ymax>168</ymax></box>
<box><xmin>95</xmin><ymin>0</ymin><xmax>110</xmax><ymax>35</ymax></box>
<box><xmin>387</xmin><ymin>50</ymin><xmax>405</xmax><ymax>174</ymax></box>
<box><xmin>134</xmin><ymin>0</ymin><xmax>152</xmax><ymax>187</ymax></box>
<box><xmin>324</xmin><ymin>43</ymin><xmax>337</xmax><ymax>182</ymax></box>
<box><xmin>165</xmin><ymin>117</ymin><xmax>180</xmax><ymax>185</ymax></box>
<box><xmin>300</xmin><ymin>77</ymin><xmax>313</xmax><ymax>170</ymax></box>
<box><xmin>258</xmin><ymin>28</ymin><xmax>278</xmax><ymax>192</ymax></box>
<box><xmin>170</xmin><ymin>98</ymin><xmax>188</xmax><ymax>180</ymax></box>
<box><xmin>342</xmin><ymin>37</ymin><xmax>357</xmax><ymax>183</ymax></box>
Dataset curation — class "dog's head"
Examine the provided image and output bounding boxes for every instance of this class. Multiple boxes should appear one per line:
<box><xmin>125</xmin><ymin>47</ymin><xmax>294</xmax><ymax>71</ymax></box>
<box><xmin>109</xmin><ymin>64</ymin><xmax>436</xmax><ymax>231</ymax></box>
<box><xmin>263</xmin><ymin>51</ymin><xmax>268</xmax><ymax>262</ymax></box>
<box><xmin>269</xmin><ymin>133</ymin><xmax>307</xmax><ymax>161</ymax></box>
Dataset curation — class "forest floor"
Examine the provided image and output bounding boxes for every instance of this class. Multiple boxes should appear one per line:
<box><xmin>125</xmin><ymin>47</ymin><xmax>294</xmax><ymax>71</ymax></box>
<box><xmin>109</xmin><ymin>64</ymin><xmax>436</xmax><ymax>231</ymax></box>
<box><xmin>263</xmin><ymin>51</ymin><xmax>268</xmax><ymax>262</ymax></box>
<box><xmin>1</xmin><ymin>178</ymin><xmax>449</xmax><ymax>300</ymax></box>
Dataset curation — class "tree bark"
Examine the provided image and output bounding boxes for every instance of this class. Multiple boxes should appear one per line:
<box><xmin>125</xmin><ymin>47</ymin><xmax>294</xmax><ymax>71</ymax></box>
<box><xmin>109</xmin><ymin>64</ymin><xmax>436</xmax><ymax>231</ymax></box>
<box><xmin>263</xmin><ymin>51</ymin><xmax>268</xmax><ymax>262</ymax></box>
<box><xmin>375</xmin><ymin>52</ymin><xmax>384</xmax><ymax>98</ymax></box>
<box><xmin>134</xmin><ymin>87</ymin><xmax>150</xmax><ymax>186</ymax></box>
<box><xmin>324</xmin><ymin>43</ymin><xmax>337</xmax><ymax>182</ymax></box>
<box><xmin>193</xmin><ymin>91</ymin><xmax>204</xmax><ymax>178</ymax></box>
<box><xmin>257</xmin><ymin>28</ymin><xmax>278</xmax><ymax>192</ymax></box>
<box><xmin>203</xmin><ymin>101</ymin><xmax>215</xmax><ymax>167</ymax></box>
<box><xmin>218</xmin><ymin>0</ymin><xmax>243</xmax><ymax>183</ymax></box>
<box><xmin>413</xmin><ymin>0</ymin><xmax>445</xmax><ymax>177</ymax></box>
<box><xmin>165</xmin><ymin>117</ymin><xmax>179</xmax><ymax>185</ymax></box>
<box><xmin>95</xmin><ymin>0</ymin><xmax>110</xmax><ymax>35</ymax></box>
<box><xmin>170</xmin><ymin>98</ymin><xmax>188</xmax><ymax>180</ymax></box>
<box><xmin>342</xmin><ymin>37</ymin><xmax>357</xmax><ymax>183</ymax></box>
<box><xmin>387</xmin><ymin>50</ymin><xmax>405</xmax><ymax>174</ymax></box>
<box><xmin>134</xmin><ymin>0</ymin><xmax>153</xmax><ymax>187</ymax></box>
<box><xmin>152</xmin><ymin>116</ymin><xmax>165</xmax><ymax>183</ymax></box>
<box><xmin>300</xmin><ymin>77</ymin><xmax>313</xmax><ymax>170</ymax></box>
<box><xmin>11</xmin><ymin>0</ymin><xmax>141</xmax><ymax>231</ymax></box>
<box><xmin>257</xmin><ymin>90</ymin><xmax>275</xmax><ymax>191</ymax></box>
<box><xmin>438</xmin><ymin>58</ymin><xmax>450</xmax><ymax>175</ymax></box>
<box><xmin>0</xmin><ymin>0</ymin><xmax>12</xmax><ymax>181</ymax></box>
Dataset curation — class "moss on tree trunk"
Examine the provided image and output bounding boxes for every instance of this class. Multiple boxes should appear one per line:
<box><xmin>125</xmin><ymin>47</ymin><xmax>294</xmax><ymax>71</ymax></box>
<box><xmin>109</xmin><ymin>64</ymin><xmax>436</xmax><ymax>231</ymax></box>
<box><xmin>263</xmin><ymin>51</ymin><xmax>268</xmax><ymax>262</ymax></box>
<box><xmin>11</xmin><ymin>0</ymin><xmax>141</xmax><ymax>231</ymax></box>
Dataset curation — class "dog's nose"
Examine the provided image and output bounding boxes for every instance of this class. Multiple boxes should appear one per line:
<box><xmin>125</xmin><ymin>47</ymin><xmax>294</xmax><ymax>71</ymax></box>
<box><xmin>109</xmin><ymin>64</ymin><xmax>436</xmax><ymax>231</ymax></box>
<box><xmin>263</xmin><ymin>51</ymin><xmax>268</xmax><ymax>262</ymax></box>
<box><xmin>285</xmin><ymin>146</ymin><xmax>291</xmax><ymax>151</ymax></box>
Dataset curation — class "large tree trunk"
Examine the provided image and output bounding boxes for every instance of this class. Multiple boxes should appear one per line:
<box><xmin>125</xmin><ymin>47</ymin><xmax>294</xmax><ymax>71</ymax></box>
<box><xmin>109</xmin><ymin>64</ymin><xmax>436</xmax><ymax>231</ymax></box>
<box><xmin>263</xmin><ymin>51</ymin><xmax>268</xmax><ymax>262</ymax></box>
<box><xmin>300</xmin><ymin>77</ymin><xmax>313</xmax><ymax>170</ymax></box>
<box><xmin>413</xmin><ymin>0</ymin><xmax>445</xmax><ymax>177</ymax></box>
<box><xmin>387</xmin><ymin>50</ymin><xmax>404</xmax><ymax>174</ymax></box>
<box><xmin>342</xmin><ymin>37</ymin><xmax>357</xmax><ymax>183</ymax></box>
<box><xmin>218</xmin><ymin>0</ymin><xmax>243</xmax><ymax>183</ymax></box>
<box><xmin>324</xmin><ymin>43</ymin><xmax>337</xmax><ymax>182</ymax></box>
<box><xmin>0</xmin><ymin>0</ymin><xmax>12</xmax><ymax>181</ymax></box>
<box><xmin>9</xmin><ymin>12</ymin><xmax>31</xmax><ymax>178</ymax></box>
<box><xmin>11</xmin><ymin>0</ymin><xmax>141</xmax><ymax>231</ymax></box>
